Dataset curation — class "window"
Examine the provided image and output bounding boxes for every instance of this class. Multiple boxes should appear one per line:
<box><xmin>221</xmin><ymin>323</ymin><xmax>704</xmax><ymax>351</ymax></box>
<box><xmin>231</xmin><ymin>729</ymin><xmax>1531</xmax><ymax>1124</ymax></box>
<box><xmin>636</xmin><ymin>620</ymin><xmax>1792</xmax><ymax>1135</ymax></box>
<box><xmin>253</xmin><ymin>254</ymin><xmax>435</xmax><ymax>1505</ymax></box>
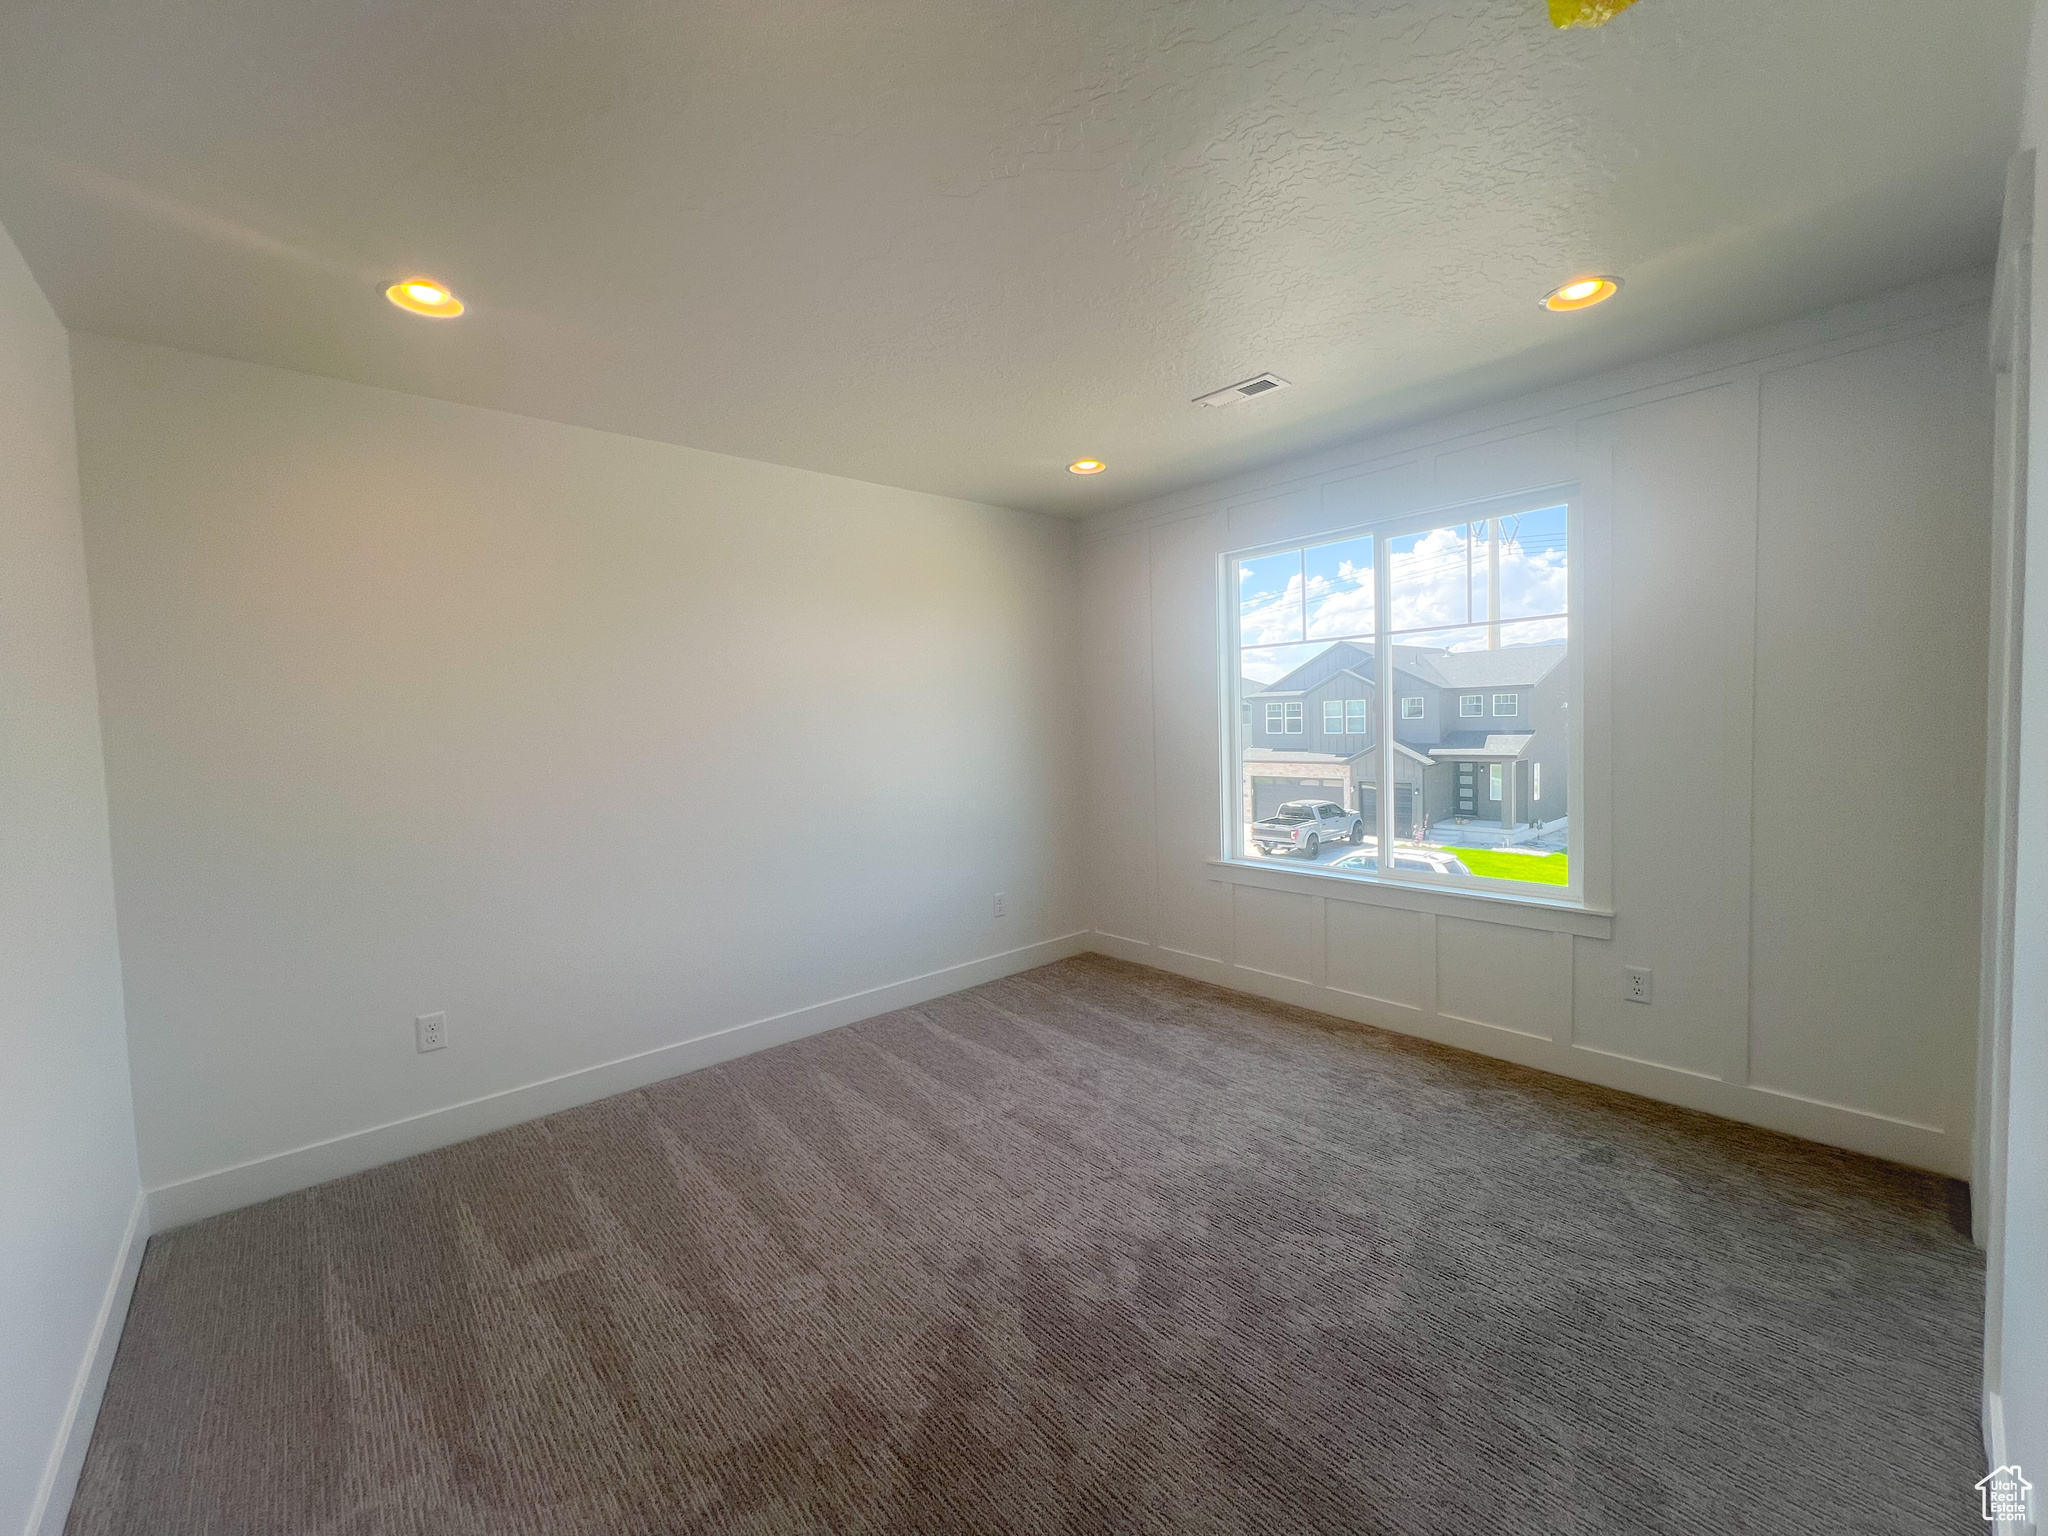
<box><xmin>1533</xmin><ymin>762</ymin><xmax>1542</xmax><ymax>801</ymax></box>
<box><xmin>1265</xmin><ymin>700</ymin><xmax>1302</xmax><ymax>734</ymax></box>
<box><xmin>1242</xmin><ymin>701</ymin><xmax>1252</xmax><ymax>726</ymax></box>
<box><xmin>1232</xmin><ymin>496</ymin><xmax>1574</xmax><ymax>894</ymax></box>
<box><xmin>1322</xmin><ymin>698</ymin><xmax>1369</xmax><ymax>733</ymax></box>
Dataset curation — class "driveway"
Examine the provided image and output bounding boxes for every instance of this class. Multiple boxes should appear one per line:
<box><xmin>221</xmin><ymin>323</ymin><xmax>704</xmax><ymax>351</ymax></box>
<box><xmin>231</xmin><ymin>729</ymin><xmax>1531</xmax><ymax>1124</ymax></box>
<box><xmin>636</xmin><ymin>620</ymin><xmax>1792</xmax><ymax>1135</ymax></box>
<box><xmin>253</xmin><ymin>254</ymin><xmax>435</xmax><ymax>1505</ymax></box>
<box><xmin>1241</xmin><ymin>827</ymin><xmax>1375</xmax><ymax>867</ymax></box>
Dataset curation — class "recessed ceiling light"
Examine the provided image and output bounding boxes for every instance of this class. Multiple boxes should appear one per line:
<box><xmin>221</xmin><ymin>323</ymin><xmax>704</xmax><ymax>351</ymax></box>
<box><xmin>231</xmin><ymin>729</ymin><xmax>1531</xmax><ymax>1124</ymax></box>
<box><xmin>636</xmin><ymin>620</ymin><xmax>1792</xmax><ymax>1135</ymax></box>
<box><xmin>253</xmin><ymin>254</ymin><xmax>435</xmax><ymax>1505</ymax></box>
<box><xmin>384</xmin><ymin>277</ymin><xmax>464</xmax><ymax>318</ymax></box>
<box><xmin>1068</xmin><ymin>459</ymin><xmax>1107</xmax><ymax>475</ymax></box>
<box><xmin>1541</xmin><ymin>275</ymin><xmax>1620</xmax><ymax>313</ymax></box>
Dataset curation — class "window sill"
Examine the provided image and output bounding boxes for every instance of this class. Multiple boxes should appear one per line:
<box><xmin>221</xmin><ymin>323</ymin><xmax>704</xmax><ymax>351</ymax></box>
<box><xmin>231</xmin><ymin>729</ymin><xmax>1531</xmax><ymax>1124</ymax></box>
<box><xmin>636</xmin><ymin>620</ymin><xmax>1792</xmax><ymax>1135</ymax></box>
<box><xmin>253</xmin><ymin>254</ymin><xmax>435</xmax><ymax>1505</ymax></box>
<box><xmin>1204</xmin><ymin>858</ymin><xmax>1614</xmax><ymax>938</ymax></box>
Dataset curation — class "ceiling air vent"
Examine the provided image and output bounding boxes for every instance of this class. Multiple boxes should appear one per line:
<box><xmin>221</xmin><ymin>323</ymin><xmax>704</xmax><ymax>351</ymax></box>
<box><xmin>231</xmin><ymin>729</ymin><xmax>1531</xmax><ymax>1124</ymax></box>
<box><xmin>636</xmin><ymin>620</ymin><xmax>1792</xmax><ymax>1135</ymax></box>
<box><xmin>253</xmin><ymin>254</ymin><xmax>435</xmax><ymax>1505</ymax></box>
<box><xmin>1194</xmin><ymin>372</ymin><xmax>1292</xmax><ymax>408</ymax></box>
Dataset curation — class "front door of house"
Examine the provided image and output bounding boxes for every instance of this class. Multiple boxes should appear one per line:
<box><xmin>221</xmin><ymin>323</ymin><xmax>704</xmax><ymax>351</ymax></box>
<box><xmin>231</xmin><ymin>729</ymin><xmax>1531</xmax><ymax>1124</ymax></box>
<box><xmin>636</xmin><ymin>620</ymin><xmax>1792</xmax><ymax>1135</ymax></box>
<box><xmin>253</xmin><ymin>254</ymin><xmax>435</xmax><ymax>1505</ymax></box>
<box><xmin>1455</xmin><ymin>762</ymin><xmax>1477</xmax><ymax>816</ymax></box>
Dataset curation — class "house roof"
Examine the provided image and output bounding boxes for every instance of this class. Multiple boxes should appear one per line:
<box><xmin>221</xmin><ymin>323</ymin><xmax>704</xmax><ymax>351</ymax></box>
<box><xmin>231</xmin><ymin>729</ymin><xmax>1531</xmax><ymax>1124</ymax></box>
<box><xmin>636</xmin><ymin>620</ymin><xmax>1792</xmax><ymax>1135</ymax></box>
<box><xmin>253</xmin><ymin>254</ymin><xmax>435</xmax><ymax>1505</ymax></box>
<box><xmin>1394</xmin><ymin>643</ymin><xmax>1566</xmax><ymax>690</ymax></box>
<box><xmin>1430</xmin><ymin>732</ymin><xmax>1537</xmax><ymax>760</ymax></box>
<box><xmin>1261</xmin><ymin>639</ymin><xmax>1565</xmax><ymax>695</ymax></box>
<box><xmin>1243</xmin><ymin>748</ymin><xmax>1352</xmax><ymax>765</ymax></box>
<box><xmin>1243</xmin><ymin>743</ymin><xmax>1433</xmax><ymax>769</ymax></box>
<box><xmin>1240</xmin><ymin>676</ymin><xmax>1268</xmax><ymax>696</ymax></box>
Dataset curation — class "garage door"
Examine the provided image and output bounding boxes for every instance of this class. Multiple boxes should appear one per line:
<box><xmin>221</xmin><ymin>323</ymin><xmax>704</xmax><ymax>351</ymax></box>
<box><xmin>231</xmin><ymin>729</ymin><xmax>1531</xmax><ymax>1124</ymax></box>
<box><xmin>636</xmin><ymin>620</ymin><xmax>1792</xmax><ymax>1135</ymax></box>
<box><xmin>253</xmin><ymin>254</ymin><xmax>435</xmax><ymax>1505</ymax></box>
<box><xmin>1253</xmin><ymin>778</ymin><xmax>1345</xmax><ymax>821</ymax></box>
<box><xmin>1356</xmin><ymin>784</ymin><xmax>1415</xmax><ymax>831</ymax></box>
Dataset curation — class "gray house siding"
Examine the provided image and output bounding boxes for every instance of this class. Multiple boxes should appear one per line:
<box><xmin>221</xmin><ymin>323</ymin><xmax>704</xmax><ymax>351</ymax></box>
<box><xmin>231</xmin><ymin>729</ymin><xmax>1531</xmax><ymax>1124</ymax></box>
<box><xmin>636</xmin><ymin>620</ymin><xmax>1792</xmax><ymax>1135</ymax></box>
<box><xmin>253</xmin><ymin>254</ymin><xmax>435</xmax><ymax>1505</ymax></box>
<box><xmin>1243</xmin><ymin>638</ymin><xmax>1568</xmax><ymax>835</ymax></box>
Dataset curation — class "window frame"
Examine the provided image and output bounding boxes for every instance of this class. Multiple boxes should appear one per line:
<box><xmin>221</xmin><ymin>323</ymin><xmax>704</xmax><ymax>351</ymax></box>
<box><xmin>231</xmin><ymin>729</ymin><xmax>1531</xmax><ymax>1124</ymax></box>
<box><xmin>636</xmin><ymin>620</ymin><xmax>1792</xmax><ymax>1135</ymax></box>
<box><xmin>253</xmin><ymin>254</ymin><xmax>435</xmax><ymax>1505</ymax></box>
<box><xmin>1459</xmin><ymin>694</ymin><xmax>1484</xmax><ymax>717</ymax></box>
<box><xmin>1400</xmin><ymin>696</ymin><xmax>1425</xmax><ymax>720</ymax></box>
<box><xmin>1222</xmin><ymin>482</ymin><xmax>1594</xmax><ymax>913</ymax></box>
<box><xmin>1492</xmin><ymin>692</ymin><xmax>1518</xmax><ymax>717</ymax></box>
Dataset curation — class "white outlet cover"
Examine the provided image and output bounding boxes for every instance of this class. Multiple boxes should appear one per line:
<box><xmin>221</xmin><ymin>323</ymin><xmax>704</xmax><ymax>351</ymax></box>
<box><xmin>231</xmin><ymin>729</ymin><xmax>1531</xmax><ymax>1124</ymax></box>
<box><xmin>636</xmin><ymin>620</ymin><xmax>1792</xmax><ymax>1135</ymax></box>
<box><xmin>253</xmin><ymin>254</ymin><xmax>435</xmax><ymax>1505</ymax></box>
<box><xmin>1622</xmin><ymin>967</ymin><xmax>1652</xmax><ymax>1004</ymax></box>
<box><xmin>416</xmin><ymin>1011</ymin><xmax>448</xmax><ymax>1051</ymax></box>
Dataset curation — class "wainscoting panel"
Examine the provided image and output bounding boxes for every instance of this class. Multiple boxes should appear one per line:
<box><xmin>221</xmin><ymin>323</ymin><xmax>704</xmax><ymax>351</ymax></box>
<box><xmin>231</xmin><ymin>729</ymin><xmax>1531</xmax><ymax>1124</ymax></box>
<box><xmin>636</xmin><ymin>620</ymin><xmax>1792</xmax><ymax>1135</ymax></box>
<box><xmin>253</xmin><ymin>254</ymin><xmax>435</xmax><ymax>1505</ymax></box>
<box><xmin>1435</xmin><ymin>916</ymin><xmax>1561</xmax><ymax>1041</ymax></box>
<box><xmin>1232</xmin><ymin>885</ymin><xmax>1321</xmax><ymax>986</ymax></box>
<box><xmin>1325</xmin><ymin>901</ymin><xmax>1428</xmax><ymax>1011</ymax></box>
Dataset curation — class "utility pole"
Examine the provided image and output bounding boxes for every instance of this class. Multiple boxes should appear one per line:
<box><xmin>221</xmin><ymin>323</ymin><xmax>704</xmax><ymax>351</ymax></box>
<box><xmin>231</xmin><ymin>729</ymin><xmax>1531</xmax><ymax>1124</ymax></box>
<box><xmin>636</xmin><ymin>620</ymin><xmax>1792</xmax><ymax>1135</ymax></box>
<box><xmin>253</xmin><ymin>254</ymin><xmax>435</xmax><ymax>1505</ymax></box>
<box><xmin>1487</xmin><ymin>518</ymin><xmax>1501</xmax><ymax>650</ymax></box>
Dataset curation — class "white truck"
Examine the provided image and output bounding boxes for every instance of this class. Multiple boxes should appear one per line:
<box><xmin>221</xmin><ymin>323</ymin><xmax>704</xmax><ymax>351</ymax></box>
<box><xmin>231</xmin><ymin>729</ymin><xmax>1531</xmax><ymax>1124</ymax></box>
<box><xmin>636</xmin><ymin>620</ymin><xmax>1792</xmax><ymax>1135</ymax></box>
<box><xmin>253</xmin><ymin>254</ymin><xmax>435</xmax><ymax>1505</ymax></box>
<box><xmin>1250</xmin><ymin>800</ymin><xmax>1364</xmax><ymax>857</ymax></box>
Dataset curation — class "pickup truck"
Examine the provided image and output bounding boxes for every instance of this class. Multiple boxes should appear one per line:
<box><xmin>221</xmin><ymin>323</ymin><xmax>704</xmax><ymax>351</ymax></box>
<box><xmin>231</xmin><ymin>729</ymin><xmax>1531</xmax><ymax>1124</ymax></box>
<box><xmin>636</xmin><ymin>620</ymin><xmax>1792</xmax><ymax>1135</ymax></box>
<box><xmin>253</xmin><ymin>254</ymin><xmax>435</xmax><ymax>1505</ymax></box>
<box><xmin>1251</xmin><ymin>800</ymin><xmax>1365</xmax><ymax>857</ymax></box>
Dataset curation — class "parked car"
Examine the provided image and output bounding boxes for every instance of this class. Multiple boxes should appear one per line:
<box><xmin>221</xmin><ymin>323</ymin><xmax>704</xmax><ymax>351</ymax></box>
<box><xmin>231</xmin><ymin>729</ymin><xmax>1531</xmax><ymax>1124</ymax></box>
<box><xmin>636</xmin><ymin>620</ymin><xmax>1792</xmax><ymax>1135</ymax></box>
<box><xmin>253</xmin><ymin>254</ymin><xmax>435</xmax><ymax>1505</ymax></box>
<box><xmin>1329</xmin><ymin>848</ymin><xmax>1470</xmax><ymax>877</ymax></box>
<box><xmin>1251</xmin><ymin>800</ymin><xmax>1363</xmax><ymax>856</ymax></box>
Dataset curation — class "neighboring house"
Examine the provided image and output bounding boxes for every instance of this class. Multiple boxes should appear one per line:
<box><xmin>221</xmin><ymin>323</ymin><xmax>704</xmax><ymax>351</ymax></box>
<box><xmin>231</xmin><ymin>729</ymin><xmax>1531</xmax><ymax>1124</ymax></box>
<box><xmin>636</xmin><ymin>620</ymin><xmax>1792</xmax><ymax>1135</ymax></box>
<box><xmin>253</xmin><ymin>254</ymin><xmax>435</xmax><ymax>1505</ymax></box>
<box><xmin>1241</xmin><ymin>640</ymin><xmax>1567</xmax><ymax>836</ymax></box>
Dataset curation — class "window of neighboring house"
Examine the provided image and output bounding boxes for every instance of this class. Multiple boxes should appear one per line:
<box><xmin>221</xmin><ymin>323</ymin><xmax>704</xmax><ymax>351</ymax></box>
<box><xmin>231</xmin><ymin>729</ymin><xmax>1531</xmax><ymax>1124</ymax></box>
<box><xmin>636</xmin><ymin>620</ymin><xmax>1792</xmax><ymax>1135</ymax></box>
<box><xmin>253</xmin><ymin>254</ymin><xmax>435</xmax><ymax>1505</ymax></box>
<box><xmin>1230</xmin><ymin>495</ymin><xmax>1575</xmax><ymax>895</ymax></box>
<box><xmin>1242</xmin><ymin>701</ymin><xmax>1252</xmax><ymax>726</ymax></box>
<box><xmin>1323</xmin><ymin>699</ymin><xmax>1371</xmax><ymax>733</ymax></box>
<box><xmin>1533</xmin><ymin>762</ymin><xmax>1542</xmax><ymax>801</ymax></box>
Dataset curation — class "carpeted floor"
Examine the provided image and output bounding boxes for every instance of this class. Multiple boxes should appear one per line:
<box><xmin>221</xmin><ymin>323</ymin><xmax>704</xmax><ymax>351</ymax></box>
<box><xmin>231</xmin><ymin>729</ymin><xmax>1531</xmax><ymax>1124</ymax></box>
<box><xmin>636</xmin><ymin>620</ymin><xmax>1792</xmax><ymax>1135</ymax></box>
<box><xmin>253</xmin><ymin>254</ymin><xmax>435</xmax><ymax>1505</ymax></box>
<box><xmin>68</xmin><ymin>954</ymin><xmax>1983</xmax><ymax>1535</ymax></box>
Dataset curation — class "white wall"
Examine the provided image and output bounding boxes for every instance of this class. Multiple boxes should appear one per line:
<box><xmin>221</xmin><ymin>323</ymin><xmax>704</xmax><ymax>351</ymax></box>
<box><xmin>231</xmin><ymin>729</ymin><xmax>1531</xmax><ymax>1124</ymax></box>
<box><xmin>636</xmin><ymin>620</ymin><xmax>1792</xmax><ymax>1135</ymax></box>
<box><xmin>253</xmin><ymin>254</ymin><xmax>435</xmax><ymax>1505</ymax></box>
<box><xmin>71</xmin><ymin>334</ymin><xmax>1085</xmax><ymax>1225</ymax></box>
<box><xmin>1079</xmin><ymin>274</ymin><xmax>1992</xmax><ymax>1180</ymax></box>
<box><xmin>0</xmin><ymin>231</ymin><xmax>145</xmax><ymax>1535</ymax></box>
<box><xmin>1987</xmin><ymin>0</ymin><xmax>2048</xmax><ymax>1504</ymax></box>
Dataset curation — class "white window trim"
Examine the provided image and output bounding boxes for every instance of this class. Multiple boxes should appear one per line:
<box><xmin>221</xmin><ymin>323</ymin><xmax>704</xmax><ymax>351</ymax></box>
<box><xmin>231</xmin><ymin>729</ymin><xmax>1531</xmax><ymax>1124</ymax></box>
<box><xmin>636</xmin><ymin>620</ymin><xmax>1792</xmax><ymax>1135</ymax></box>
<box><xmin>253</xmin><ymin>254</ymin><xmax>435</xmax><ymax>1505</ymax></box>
<box><xmin>1459</xmin><ymin>694</ymin><xmax>1484</xmax><ymax>717</ymax></box>
<box><xmin>1220</xmin><ymin>477</ymin><xmax>1608</xmax><ymax>919</ymax></box>
<box><xmin>1345</xmin><ymin>699</ymin><xmax>1368</xmax><ymax>733</ymax></box>
<box><xmin>1489</xmin><ymin>763</ymin><xmax>1503</xmax><ymax>801</ymax></box>
<box><xmin>1401</xmin><ymin>696</ymin><xmax>1425</xmax><ymax>719</ymax></box>
<box><xmin>1533</xmin><ymin>762</ymin><xmax>1542</xmax><ymax>801</ymax></box>
<box><xmin>1493</xmin><ymin>693</ymin><xmax>1518</xmax><ymax>717</ymax></box>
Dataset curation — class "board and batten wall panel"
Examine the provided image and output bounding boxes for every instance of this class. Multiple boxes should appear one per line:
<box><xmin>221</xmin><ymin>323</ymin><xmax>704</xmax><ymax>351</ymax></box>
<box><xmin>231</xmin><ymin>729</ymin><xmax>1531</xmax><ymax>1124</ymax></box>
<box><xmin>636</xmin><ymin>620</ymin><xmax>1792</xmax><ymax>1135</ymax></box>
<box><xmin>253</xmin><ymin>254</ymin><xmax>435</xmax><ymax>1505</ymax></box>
<box><xmin>1079</xmin><ymin>275</ymin><xmax>1992</xmax><ymax>1177</ymax></box>
<box><xmin>1751</xmin><ymin>327</ymin><xmax>1991</xmax><ymax>1143</ymax></box>
<box><xmin>1573</xmin><ymin>381</ymin><xmax>1758</xmax><ymax>1084</ymax></box>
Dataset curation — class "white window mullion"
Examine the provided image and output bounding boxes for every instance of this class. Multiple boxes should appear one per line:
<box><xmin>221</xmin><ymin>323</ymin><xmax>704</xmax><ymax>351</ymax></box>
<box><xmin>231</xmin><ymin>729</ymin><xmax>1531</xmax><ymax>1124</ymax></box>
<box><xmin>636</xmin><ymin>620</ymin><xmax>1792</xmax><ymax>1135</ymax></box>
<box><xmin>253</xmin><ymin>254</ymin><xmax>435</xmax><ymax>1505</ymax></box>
<box><xmin>1375</xmin><ymin>533</ymin><xmax>1395</xmax><ymax>865</ymax></box>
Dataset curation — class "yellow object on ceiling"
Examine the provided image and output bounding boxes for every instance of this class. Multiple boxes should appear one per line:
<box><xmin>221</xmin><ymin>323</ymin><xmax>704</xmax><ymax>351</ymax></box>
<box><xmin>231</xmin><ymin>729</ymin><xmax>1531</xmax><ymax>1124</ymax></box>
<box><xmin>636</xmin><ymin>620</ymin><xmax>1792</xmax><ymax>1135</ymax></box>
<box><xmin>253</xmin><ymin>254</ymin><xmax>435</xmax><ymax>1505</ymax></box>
<box><xmin>1549</xmin><ymin>0</ymin><xmax>1642</xmax><ymax>27</ymax></box>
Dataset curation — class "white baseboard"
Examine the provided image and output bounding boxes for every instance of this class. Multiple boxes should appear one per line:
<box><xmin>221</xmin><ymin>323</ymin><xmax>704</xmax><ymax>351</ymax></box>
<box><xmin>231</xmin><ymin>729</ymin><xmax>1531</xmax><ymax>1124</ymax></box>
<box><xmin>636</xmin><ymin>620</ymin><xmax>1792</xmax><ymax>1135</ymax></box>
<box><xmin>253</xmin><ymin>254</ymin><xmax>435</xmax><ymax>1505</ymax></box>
<box><xmin>24</xmin><ymin>1190</ymin><xmax>149</xmax><ymax>1536</ymax></box>
<box><xmin>146</xmin><ymin>930</ymin><xmax>1094</xmax><ymax>1231</ymax></box>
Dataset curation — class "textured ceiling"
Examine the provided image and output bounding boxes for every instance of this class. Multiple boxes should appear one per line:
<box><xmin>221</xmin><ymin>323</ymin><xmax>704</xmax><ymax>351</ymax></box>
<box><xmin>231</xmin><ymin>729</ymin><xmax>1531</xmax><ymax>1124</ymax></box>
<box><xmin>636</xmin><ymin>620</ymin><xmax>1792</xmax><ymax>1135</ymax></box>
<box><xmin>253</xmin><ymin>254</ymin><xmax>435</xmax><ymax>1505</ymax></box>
<box><xmin>0</xmin><ymin>0</ymin><xmax>2029</xmax><ymax>515</ymax></box>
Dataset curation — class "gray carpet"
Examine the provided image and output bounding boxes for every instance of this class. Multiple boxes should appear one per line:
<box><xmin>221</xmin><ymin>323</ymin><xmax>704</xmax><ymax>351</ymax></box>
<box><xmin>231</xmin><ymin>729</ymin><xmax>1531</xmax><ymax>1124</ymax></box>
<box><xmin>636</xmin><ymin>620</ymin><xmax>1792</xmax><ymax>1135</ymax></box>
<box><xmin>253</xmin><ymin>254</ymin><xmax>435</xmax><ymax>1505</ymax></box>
<box><xmin>68</xmin><ymin>954</ymin><xmax>1983</xmax><ymax>1535</ymax></box>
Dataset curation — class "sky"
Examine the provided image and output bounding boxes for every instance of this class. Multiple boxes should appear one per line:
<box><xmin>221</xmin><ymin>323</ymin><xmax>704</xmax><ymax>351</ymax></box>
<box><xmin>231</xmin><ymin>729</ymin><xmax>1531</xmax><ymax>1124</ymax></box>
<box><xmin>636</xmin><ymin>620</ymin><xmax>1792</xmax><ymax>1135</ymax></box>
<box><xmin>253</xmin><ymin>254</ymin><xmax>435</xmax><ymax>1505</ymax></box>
<box><xmin>1239</xmin><ymin>506</ymin><xmax>1568</xmax><ymax>684</ymax></box>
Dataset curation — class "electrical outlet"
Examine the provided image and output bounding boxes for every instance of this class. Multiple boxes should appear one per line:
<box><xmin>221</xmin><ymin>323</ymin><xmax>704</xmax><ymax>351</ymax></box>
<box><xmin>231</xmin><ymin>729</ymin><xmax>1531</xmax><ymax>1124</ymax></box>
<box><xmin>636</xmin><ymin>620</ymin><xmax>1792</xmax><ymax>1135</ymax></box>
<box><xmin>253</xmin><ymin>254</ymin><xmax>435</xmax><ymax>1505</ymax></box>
<box><xmin>416</xmin><ymin>1011</ymin><xmax>447</xmax><ymax>1052</ymax></box>
<box><xmin>1622</xmin><ymin>967</ymin><xmax>1652</xmax><ymax>1005</ymax></box>
<box><xmin>993</xmin><ymin>892</ymin><xmax>1008</xmax><ymax>918</ymax></box>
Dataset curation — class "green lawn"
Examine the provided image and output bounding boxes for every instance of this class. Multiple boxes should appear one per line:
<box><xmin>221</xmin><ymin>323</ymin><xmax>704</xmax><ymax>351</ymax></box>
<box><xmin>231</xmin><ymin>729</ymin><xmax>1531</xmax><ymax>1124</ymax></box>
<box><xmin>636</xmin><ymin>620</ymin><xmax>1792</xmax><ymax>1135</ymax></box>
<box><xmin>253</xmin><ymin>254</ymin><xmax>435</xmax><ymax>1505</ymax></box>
<box><xmin>1443</xmin><ymin>846</ymin><xmax>1569</xmax><ymax>885</ymax></box>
